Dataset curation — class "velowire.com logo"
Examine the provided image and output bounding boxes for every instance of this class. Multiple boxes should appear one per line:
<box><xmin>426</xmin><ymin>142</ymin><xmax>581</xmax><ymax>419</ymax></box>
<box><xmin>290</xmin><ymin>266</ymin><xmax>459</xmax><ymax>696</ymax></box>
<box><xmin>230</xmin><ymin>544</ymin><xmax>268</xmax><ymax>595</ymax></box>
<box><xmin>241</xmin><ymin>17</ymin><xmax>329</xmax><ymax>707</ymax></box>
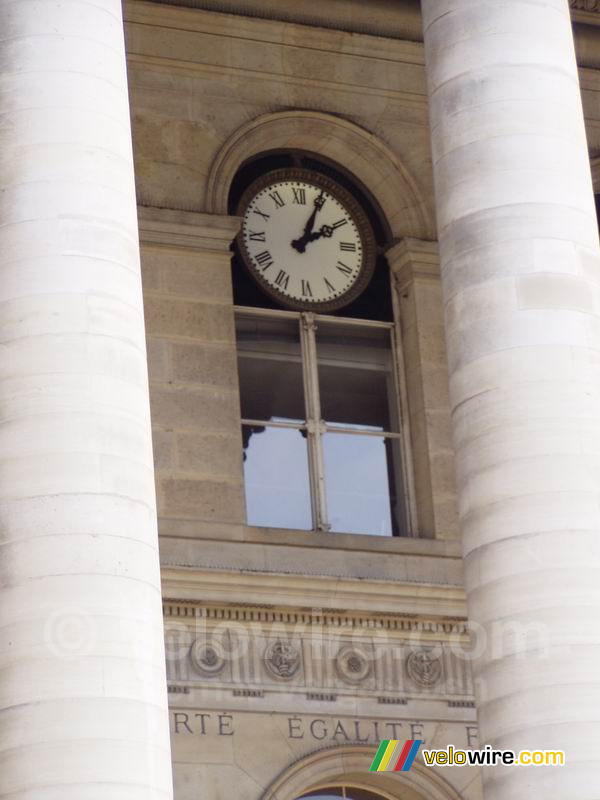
<box><xmin>369</xmin><ymin>739</ymin><xmax>423</xmax><ymax>772</ymax></box>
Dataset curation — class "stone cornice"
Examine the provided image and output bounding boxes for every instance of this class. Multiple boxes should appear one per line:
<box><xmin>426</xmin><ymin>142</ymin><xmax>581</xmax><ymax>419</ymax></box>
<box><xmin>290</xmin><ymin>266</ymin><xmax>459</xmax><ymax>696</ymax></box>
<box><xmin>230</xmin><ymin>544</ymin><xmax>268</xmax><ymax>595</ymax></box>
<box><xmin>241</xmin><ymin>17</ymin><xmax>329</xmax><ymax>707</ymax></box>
<box><xmin>128</xmin><ymin>0</ymin><xmax>424</xmax><ymax>43</ymax></box>
<box><xmin>163</xmin><ymin>599</ymin><xmax>468</xmax><ymax>633</ymax></box>
<box><xmin>161</xmin><ymin>566</ymin><xmax>468</xmax><ymax>619</ymax></box>
<box><xmin>137</xmin><ymin>205</ymin><xmax>240</xmax><ymax>251</ymax></box>
<box><xmin>571</xmin><ymin>0</ymin><xmax>600</xmax><ymax>27</ymax></box>
<box><xmin>125</xmin><ymin>1</ymin><xmax>424</xmax><ymax>64</ymax></box>
<box><xmin>129</xmin><ymin>0</ymin><xmax>600</xmax><ymax>45</ymax></box>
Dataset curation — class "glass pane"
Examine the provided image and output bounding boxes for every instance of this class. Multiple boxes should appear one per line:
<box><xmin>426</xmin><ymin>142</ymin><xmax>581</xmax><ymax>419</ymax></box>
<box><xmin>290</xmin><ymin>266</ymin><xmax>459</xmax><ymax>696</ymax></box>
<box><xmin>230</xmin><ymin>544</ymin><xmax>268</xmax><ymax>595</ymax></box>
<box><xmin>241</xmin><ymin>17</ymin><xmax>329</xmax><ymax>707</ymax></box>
<box><xmin>316</xmin><ymin>321</ymin><xmax>398</xmax><ymax>432</ymax></box>
<box><xmin>323</xmin><ymin>433</ymin><xmax>403</xmax><ymax>536</ymax></box>
<box><xmin>296</xmin><ymin>793</ymin><xmax>342</xmax><ymax>800</ymax></box>
<box><xmin>296</xmin><ymin>791</ymin><xmax>385</xmax><ymax>800</ymax></box>
<box><xmin>237</xmin><ymin>314</ymin><xmax>305</xmax><ymax>422</ymax></box>
<box><xmin>243</xmin><ymin>425</ymin><xmax>312</xmax><ymax>530</ymax></box>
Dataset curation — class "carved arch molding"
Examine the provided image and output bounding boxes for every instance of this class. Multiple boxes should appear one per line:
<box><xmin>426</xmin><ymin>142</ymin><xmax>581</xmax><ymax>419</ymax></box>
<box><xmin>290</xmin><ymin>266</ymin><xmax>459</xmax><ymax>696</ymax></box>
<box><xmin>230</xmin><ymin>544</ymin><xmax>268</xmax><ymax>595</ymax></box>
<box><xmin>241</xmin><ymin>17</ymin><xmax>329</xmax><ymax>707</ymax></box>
<box><xmin>206</xmin><ymin>111</ymin><xmax>434</xmax><ymax>241</ymax></box>
<box><xmin>260</xmin><ymin>745</ymin><xmax>463</xmax><ymax>800</ymax></box>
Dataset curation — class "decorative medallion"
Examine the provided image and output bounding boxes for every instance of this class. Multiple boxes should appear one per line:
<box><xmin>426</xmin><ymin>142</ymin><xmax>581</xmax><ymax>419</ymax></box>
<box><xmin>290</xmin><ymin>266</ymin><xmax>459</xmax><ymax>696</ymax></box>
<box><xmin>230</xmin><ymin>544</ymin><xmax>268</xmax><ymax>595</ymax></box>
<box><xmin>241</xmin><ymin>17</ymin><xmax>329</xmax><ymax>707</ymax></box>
<box><xmin>189</xmin><ymin>639</ymin><xmax>226</xmax><ymax>676</ymax></box>
<box><xmin>335</xmin><ymin>644</ymin><xmax>372</xmax><ymax>683</ymax></box>
<box><xmin>264</xmin><ymin>640</ymin><xmax>301</xmax><ymax>680</ymax></box>
<box><xmin>406</xmin><ymin>649</ymin><xmax>442</xmax><ymax>688</ymax></box>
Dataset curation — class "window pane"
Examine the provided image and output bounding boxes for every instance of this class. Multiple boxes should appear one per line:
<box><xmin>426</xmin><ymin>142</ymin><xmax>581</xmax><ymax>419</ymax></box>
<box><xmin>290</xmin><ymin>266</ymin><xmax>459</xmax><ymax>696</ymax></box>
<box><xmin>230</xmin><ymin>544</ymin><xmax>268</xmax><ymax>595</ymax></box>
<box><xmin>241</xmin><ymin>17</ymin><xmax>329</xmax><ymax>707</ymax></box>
<box><xmin>296</xmin><ymin>793</ymin><xmax>342</xmax><ymax>799</ymax></box>
<box><xmin>296</xmin><ymin>791</ymin><xmax>385</xmax><ymax>800</ymax></box>
<box><xmin>316</xmin><ymin>322</ymin><xmax>398</xmax><ymax>432</ymax></box>
<box><xmin>243</xmin><ymin>425</ymin><xmax>312</xmax><ymax>530</ymax></box>
<box><xmin>237</xmin><ymin>314</ymin><xmax>305</xmax><ymax>422</ymax></box>
<box><xmin>323</xmin><ymin>433</ymin><xmax>403</xmax><ymax>536</ymax></box>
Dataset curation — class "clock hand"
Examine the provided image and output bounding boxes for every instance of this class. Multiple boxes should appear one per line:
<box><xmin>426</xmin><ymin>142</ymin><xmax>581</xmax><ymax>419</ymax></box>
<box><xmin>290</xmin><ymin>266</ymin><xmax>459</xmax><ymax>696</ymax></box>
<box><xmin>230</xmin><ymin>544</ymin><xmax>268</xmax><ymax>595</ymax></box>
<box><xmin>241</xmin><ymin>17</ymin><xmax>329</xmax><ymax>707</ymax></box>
<box><xmin>286</xmin><ymin>225</ymin><xmax>335</xmax><ymax>263</ymax></box>
<box><xmin>291</xmin><ymin>191</ymin><xmax>326</xmax><ymax>253</ymax></box>
<box><xmin>305</xmin><ymin>225</ymin><xmax>334</xmax><ymax>243</ymax></box>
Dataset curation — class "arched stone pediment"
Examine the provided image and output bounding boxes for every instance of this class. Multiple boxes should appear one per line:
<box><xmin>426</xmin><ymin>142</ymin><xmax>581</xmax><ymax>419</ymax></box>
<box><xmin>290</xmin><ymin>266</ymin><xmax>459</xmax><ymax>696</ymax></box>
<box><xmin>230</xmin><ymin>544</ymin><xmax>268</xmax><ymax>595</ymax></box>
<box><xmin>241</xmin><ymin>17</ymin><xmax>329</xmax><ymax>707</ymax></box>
<box><xmin>260</xmin><ymin>745</ymin><xmax>464</xmax><ymax>800</ymax></box>
<box><xmin>206</xmin><ymin>111</ymin><xmax>434</xmax><ymax>242</ymax></box>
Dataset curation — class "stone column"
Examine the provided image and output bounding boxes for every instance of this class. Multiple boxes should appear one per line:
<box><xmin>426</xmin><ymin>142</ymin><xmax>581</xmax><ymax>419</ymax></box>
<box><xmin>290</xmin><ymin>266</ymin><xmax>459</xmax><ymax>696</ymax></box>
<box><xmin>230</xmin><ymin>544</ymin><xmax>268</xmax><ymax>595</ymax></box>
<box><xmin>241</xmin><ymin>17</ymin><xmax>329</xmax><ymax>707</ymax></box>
<box><xmin>422</xmin><ymin>1</ymin><xmax>600</xmax><ymax>797</ymax></box>
<box><xmin>0</xmin><ymin>2</ymin><xmax>172</xmax><ymax>798</ymax></box>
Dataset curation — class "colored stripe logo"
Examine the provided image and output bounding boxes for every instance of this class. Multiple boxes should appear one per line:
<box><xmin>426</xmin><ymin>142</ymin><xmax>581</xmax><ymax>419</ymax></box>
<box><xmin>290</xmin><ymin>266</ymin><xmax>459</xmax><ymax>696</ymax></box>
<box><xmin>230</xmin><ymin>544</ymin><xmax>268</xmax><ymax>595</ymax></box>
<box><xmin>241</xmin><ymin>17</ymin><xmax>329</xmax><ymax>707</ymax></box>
<box><xmin>369</xmin><ymin>739</ymin><xmax>423</xmax><ymax>772</ymax></box>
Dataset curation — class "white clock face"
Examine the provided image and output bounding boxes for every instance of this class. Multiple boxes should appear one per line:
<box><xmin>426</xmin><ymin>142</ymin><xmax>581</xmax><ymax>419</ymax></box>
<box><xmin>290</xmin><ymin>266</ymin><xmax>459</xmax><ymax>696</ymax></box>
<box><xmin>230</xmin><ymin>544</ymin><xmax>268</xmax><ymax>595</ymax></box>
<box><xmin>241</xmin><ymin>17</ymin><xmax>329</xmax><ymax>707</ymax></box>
<box><xmin>238</xmin><ymin>169</ymin><xmax>375</xmax><ymax>311</ymax></box>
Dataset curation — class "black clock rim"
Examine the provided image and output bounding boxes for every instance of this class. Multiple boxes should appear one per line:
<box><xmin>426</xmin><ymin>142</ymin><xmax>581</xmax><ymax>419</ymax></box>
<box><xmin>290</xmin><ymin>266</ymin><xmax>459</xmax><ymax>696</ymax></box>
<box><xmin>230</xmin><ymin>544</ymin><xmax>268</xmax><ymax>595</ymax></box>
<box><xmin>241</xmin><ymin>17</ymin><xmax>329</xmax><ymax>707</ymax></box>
<box><xmin>235</xmin><ymin>167</ymin><xmax>377</xmax><ymax>313</ymax></box>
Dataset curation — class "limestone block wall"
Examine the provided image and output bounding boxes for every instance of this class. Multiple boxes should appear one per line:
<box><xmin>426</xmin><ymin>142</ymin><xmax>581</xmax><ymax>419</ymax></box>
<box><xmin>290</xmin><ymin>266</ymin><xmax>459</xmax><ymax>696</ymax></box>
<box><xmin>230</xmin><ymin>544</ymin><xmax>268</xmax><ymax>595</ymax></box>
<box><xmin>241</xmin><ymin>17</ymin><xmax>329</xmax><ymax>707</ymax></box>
<box><xmin>124</xmin><ymin>1</ymin><xmax>600</xmax><ymax>220</ymax></box>
<box><xmin>124</xmin><ymin>1</ymin><xmax>434</xmax><ymax>231</ymax></box>
<box><xmin>139</xmin><ymin>208</ymin><xmax>246</xmax><ymax>536</ymax></box>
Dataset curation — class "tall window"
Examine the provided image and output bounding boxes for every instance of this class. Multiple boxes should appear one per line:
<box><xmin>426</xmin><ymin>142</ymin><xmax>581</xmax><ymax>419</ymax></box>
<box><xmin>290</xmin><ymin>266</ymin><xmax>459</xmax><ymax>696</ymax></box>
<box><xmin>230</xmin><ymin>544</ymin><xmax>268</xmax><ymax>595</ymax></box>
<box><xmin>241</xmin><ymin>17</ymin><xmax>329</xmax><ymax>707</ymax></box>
<box><xmin>236</xmin><ymin>307</ymin><xmax>410</xmax><ymax>536</ymax></box>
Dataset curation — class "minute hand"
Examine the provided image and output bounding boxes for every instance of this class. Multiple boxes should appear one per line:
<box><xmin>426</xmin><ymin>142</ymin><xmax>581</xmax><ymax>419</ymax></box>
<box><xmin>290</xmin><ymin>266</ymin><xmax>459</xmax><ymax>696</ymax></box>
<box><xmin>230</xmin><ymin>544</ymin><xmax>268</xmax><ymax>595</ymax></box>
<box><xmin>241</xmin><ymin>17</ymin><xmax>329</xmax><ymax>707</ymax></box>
<box><xmin>291</xmin><ymin>192</ymin><xmax>326</xmax><ymax>253</ymax></box>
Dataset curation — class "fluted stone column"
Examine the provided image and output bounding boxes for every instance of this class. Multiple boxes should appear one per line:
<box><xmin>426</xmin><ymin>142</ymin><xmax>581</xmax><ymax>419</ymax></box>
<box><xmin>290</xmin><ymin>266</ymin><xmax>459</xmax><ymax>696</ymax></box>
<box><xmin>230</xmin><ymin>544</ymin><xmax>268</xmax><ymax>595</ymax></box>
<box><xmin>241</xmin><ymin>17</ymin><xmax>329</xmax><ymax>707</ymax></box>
<box><xmin>422</xmin><ymin>1</ymin><xmax>600</xmax><ymax>797</ymax></box>
<box><xmin>0</xmin><ymin>2</ymin><xmax>172</xmax><ymax>798</ymax></box>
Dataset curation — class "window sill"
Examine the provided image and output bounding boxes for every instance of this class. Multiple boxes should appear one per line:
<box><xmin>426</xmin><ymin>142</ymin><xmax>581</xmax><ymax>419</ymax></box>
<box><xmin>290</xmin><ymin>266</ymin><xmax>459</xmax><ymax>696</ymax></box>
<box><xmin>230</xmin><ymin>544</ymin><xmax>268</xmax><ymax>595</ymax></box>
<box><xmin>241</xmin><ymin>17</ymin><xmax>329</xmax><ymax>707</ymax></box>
<box><xmin>240</xmin><ymin>524</ymin><xmax>461</xmax><ymax>557</ymax></box>
<box><xmin>157</xmin><ymin>516</ymin><xmax>460</xmax><ymax>558</ymax></box>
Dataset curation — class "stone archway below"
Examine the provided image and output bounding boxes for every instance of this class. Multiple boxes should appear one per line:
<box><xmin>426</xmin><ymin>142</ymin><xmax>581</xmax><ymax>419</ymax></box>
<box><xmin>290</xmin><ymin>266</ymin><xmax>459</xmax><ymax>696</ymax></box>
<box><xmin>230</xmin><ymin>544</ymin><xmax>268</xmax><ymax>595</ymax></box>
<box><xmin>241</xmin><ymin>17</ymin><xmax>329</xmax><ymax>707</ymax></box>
<box><xmin>261</xmin><ymin>746</ymin><xmax>464</xmax><ymax>800</ymax></box>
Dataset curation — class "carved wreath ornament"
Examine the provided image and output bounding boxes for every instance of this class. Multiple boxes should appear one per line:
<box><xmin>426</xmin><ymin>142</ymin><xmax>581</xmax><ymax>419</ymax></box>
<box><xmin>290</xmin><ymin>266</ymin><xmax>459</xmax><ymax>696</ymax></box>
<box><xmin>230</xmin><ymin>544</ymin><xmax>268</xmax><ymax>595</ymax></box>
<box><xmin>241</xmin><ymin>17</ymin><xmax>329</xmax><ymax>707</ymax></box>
<box><xmin>335</xmin><ymin>644</ymin><xmax>372</xmax><ymax>683</ymax></box>
<box><xmin>406</xmin><ymin>648</ymin><xmax>442</xmax><ymax>688</ymax></box>
<box><xmin>189</xmin><ymin>640</ymin><xmax>226</xmax><ymax>676</ymax></box>
<box><xmin>264</xmin><ymin>640</ymin><xmax>301</xmax><ymax>680</ymax></box>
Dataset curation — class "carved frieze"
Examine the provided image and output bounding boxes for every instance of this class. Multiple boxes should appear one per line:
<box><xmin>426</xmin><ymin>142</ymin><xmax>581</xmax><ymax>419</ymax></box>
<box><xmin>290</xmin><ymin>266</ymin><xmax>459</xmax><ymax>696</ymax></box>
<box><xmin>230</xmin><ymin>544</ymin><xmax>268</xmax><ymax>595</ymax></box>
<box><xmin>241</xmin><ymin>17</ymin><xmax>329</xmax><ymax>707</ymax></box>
<box><xmin>570</xmin><ymin>0</ymin><xmax>600</xmax><ymax>11</ymax></box>
<box><xmin>165</xmin><ymin>602</ymin><xmax>473</xmax><ymax>701</ymax></box>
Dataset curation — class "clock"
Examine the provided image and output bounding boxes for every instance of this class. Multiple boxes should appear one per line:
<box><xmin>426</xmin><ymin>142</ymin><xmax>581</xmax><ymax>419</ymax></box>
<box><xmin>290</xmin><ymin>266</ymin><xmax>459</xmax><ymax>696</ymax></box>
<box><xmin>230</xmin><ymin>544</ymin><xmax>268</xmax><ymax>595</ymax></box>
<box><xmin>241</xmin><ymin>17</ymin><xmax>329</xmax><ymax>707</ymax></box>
<box><xmin>236</xmin><ymin>167</ymin><xmax>376</xmax><ymax>311</ymax></box>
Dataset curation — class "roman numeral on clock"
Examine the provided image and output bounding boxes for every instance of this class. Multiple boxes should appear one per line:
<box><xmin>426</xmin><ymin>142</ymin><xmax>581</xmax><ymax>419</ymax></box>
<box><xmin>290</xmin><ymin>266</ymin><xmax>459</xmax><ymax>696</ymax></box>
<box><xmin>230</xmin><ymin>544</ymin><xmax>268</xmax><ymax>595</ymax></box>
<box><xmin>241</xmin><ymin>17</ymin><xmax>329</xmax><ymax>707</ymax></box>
<box><xmin>301</xmin><ymin>280</ymin><xmax>313</xmax><ymax>298</ymax></box>
<box><xmin>332</xmin><ymin>218</ymin><xmax>348</xmax><ymax>230</ymax></box>
<box><xmin>336</xmin><ymin>260</ymin><xmax>353</xmax><ymax>276</ymax></box>
<box><xmin>292</xmin><ymin>188</ymin><xmax>306</xmax><ymax>205</ymax></box>
<box><xmin>339</xmin><ymin>241</ymin><xmax>356</xmax><ymax>252</ymax></box>
<box><xmin>274</xmin><ymin>270</ymin><xmax>290</xmax><ymax>290</ymax></box>
<box><xmin>255</xmin><ymin>250</ymin><xmax>274</xmax><ymax>270</ymax></box>
<box><xmin>253</xmin><ymin>207</ymin><xmax>270</xmax><ymax>222</ymax></box>
<box><xmin>249</xmin><ymin>230</ymin><xmax>266</xmax><ymax>242</ymax></box>
<box><xmin>324</xmin><ymin>278</ymin><xmax>336</xmax><ymax>294</ymax></box>
<box><xmin>269</xmin><ymin>190</ymin><xmax>285</xmax><ymax>209</ymax></box>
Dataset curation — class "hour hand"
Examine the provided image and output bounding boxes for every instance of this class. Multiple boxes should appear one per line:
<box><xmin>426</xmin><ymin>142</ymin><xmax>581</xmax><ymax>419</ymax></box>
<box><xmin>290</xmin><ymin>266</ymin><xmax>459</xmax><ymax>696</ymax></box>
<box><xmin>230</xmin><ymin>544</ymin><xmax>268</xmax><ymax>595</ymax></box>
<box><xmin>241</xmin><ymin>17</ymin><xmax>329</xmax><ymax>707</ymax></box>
<box><xmin>291</xmin><ymin>224</ymin><xmax>333</xmax><ymax>253</ymax></box>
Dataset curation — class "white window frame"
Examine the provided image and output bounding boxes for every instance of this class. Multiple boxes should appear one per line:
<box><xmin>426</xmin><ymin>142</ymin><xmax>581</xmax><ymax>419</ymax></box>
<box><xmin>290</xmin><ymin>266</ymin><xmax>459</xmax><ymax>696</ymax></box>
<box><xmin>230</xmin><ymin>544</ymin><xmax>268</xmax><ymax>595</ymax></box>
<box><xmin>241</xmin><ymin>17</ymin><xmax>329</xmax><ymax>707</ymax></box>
<box><xmin>235</xmin><ymin>304</ymin><xmax>416</xmax><ymax>536</ymax></box>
